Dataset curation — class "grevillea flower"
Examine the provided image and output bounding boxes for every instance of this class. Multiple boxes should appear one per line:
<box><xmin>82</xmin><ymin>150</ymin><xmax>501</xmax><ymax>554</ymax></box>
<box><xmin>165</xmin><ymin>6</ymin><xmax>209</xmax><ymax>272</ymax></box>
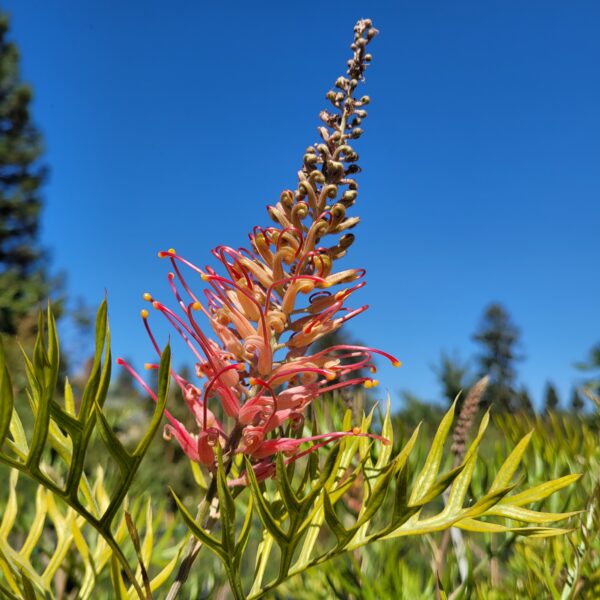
<box><xmin>119</xmin><ymin>19</ymin><xmax>401</xmax><ymax>485</ymax></box>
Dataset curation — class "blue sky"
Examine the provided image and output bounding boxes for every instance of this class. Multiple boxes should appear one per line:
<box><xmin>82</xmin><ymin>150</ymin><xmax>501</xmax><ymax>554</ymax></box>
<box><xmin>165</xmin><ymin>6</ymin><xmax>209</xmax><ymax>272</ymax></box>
<box><xmin>4</xmin><ymin>1</ymin><xmax>599</xmax><ymax>408</ymax></box>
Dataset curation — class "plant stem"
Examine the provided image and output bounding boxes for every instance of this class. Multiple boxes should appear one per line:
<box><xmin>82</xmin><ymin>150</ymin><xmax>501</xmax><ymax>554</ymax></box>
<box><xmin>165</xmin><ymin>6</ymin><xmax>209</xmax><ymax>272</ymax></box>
<box><xmin>165</xmin><ymin>477</ymin><xmax>218</xmax><ymax>600</ymax></box>
<box><xmin>166</xmin><ymin>424</ymin><xmax>244</xmax><ymax>599</ymax></box>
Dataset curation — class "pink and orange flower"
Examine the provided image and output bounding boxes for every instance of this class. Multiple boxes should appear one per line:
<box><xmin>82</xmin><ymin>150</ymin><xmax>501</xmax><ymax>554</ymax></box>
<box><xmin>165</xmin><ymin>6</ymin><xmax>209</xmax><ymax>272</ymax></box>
<box><xmin>118</xmin><ymin>19</ymin><xmax>399</xmax><ymax>485</ymax></box>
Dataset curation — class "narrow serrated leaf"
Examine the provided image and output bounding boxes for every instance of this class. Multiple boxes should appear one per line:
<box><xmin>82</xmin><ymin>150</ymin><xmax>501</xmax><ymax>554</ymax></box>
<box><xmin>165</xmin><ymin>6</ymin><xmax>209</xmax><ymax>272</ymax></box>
<box><xmin>355</xmin><ymin>461</ymin><xmax>395</xmax><ymax>529</ymax></box>
<box><xmin>276</xmin><ymin>453</ymin><xmax>301</xmax><ymax>513</ymax></box>
<box><xmin>216</xmin><ymin>447</ymin><xmax>236</xmax><ymax>554</ymax></box>
<box><xmin>234</xmin><ymin>495</ymin><xmax>254</xmax><ymax>572</ymax></box>
<box><xmin>133</xmin><ymin>344</ymin><xmax>170</xmax><ymax>458</ymax></box>
<box><xmin>250</xmin><ymin>533</ymin><xmax>274</xmax><ymax>597</ymax></box>
<box><xmin>0</xmin><ymin>469</ymin><xmax>18</xmax><ymax>537</ymax></box>
<box><xmin>499</xmin><ymin>474</ymin><xmax>582</xmax><ymax>507</ymax></box>
<box><xmin>323</xmin><ymin>490</ymin><xmax>351</xmax><ymax>546</ymax></box>
<box><xmin>20</xmin><ymin>571</ymin><xmax>37</xmax><ymax>600</ymax></box>
<box><xmin>64</xmin><ymin>378</ymin><xmax>75</xmax><ymax>416</ymax></box>
<box><xmin>489</xmin><ymin>431</ymin><xmax>533</xmax><ymax>492</ymax></box>
<box><xmin>444</xmin><ymin>411</ymin><xmax>490</xmax><ymax>513</ymax></box>
<box><xmin>485</xmin><ymin>505</ymin><xmax>580</xmax><ymax>523</ymax></box>
<box><xmin>245</xmin><ymin>457</ymin><xmax>289</xmax><ymax>545</ymax></box>
<box><xmin>94</xmin><ymin>401</ymin><xmax>132</xmax><ymax>471</ymax></box>
<box><xmin>409</xmin><ymin>400</ymin><xmax>456</xmax><ymax>504</ymax></box>
<box><xmin>0</xmin><ymin>339</ymin><xmax>14</xmax><ymax>447</ymax></box>
<box><xmin>375</xmin><ymin>397</ymin><xmax>394</xmax><ymax>469</ymax></box>
<box><xmin>170</xmin><ymin>488</ymin><xmax>226</xmax><ymax>560</ymax></box>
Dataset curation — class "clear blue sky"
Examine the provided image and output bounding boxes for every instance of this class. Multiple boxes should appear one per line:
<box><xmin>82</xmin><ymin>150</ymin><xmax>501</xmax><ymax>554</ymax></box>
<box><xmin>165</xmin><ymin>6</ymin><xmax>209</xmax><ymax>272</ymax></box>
<box><xmin>4</xmin><ymin>1</ymin><xmax>599</xmax><ymax>408</ymax></box>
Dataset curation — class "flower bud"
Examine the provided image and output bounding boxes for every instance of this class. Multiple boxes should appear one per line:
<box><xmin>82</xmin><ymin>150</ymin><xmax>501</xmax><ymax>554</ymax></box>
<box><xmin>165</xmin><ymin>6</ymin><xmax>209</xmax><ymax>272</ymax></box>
<box><xmin>335</xmin><ymin>76</ymin><xmax>348</xmax><ymax>89</ymax></box>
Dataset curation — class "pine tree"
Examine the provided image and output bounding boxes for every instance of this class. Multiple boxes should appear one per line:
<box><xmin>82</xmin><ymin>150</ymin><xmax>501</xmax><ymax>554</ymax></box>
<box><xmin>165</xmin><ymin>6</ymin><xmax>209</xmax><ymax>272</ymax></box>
<box><xmin>570</xmin><ymin>387</ymin><xmax>584</xmax><ymax>413</ymax></box>
<box><xmin>472</xmin><ymin>303</ymin><xmax>524</xmax><ymax>412</ymax></box>
<box><xmin>0</xmin><ymin>12</ymin><xmax>49</xmax><ymax>335</ymax></box>
<box><xmin>544</xmin><ymin>382</ymin><xmax>560</xmax><ymax>413</ymax></box>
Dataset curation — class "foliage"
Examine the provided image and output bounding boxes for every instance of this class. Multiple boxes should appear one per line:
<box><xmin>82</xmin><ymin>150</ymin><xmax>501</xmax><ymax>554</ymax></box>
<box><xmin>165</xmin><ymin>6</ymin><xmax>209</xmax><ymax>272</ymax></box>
<box><xmin>472</xmin><ymin>303</ymin><xmax>530</xmax><ymax>412</ymax></box>
<box><xmin>0</xmin><ymin>16</ymin><xmax>591</xmax><ymax>600</ymax></box>
<box><xmin>281</xmin><ymin>405</ymin><xmax>600</xmax><ymax>600</ymax></box>
<box><xmin>0</xmin><ymin>12</ymin><xmax>53</xmax><ymax>336</ymax></box>
<box><xmin>0</xmin><ymin>304</ymin><xmax>586</xmax><ymax>598</ymax></box>
<box><xmin>0</xmin><ymin>302</ymin><xmax>174</xmax><ymax>598</ymax></box>
<box><xmin>544</xmin><ymin>382</ymin><xmax>561</xmax><ymax>413</ymax></box>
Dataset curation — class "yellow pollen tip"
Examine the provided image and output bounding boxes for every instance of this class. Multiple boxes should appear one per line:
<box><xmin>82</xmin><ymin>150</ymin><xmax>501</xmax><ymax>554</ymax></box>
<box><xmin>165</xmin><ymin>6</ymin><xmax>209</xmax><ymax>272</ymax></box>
<box><xmin>392</xmin><ymin>360</ymin><xmax>402</xmax><ymax>368</ymax></box>
<box><xmin>168</xmin><ymin>248</ymin><xmax>176</xmax><ymax>254</ymax></box>
<box><xmin>143</xmin><ymin>292</ymin><xmax>152</xmax><ymax>301</ymax></box>
<box><xmin>201</xmin><ymin>273</ymin><xmax>210</xmax><ymax>281</ymax></box>
<box><xmin>144</xmin><ymin>363</ymin><xmax>153</xmax><ymax>370</ymax></box>
<box><xmin>370</xmin><ymin>366</ymin><xmax>377</xmax><ymax>373</ymax></box>
<box><xmin>352</xmin><ymin>426</ymin><xmax>361</xmax><ymax>435</ymax></box>
<box><xmin>236</xmin><ymin>363</ymin><xmax>245</xmax><ymax>371</ymax></box>
<box><xmin>372</xmin><ymin>379</ymin><xmax>380</xmax><ymax>387</ymax></box>
<box><xmin>140</xmin><ymin>309</ymin><xmax>149</xmax><ymax>319</ymax></box>
<box><xmin>325</xmin><ymin>372</ymin><xmax>336</xmax><ymax>381</ymax></box>
<box><xmin>363</xmin><ymin>380</ymin><xmax>373</xmax><ymax>389</ymax></box>
<box><xmin>192</xmin><ymin>301</ymin><xmax>202</xmax><ymax>311</ymax></box>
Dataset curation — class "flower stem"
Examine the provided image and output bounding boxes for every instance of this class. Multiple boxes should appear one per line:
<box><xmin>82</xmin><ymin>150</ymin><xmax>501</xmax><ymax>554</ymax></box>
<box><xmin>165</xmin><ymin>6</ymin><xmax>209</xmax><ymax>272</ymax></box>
<box><xmin>165</xmin><ymin>476</ymin><xmax>218</xmax><ymax>600</ymax></box>
<box><xmin>166</xmin><ymin>424</ymin><xmax>244</xmax><ymax>599</ymax></box>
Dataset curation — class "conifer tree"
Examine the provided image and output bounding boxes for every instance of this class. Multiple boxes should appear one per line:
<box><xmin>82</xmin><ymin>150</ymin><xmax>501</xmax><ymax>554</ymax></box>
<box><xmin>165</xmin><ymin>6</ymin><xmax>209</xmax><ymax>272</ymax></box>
<box><xmin>544</xmin><ymin>381</ymin><xmax>560</xmax><ymax>413</ymax></box>
<box><xmin>472</xmin><ymin>303</ymin><xmax>524</xmax><ymax>411</ymax></box>
<box><xmin>0</xmin><ymin>12</ymin><xmax>49</xmax><ymax>335</ymax></box>
<box><xmin>570</xmin><ymin>387</ymin><xmax>584</xmax><ymax>413</ymax></box>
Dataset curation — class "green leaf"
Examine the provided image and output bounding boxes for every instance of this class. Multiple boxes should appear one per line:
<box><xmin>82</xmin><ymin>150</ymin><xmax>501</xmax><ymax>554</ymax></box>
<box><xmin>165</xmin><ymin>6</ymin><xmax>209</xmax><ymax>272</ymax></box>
<box><xmin>94</xmin><ymin>401</ymin><xmax>133</xmax><ymax>471</ymax></box>
<box><xmin>276</xmin><ymin>453</ymin><xmax>301</xmax><ymax>513</ymax></box>
<box><xmin>375</xmin><ymin>397</ymin><xmax>394</xmax><ymax>469</ymax></box>
<box><xmin>485</xmin><ymin>505</ymin><xmax>581</xmax><ymax>523</ymax></box>
<box><xmin>355</xmin><ymin>460</ymin><xmax>395</xmax><ymax>528</ymax></box>
<box><xmin>409</xmin><ymin>400</ymin><xmax>456</xmax><ymax>505</ymax></box>
<box><xmin>110</xmin><ymin>555</ymin><xmax>128</xmax><ymax>600</ymax></box>
<box><xmin>78</xmin><ymin>299</ymin><xmax>108</xmax><ymax>422</ymax></box>
<box><xmin>20</xmin><ymin>571</ymin><xmax>37</xmax><ymax>600</ymax></box>
<box><xmin>0</xmin><ymin>338</ymin><xmax>14</xmax><ymax>447</ymax></box>
<box><xmin>444</xmin><ymin>411</ymin><xmax>490</xmax><ymax>514</ymax></box>
<box><xmin>489</xmin><ymin>430</ymin><xmax>533</xmax><ymax>492</ymax></box>
<box><xmin>319</xmin><ymin>443</ymin><xmax>343</xmax><ymax>489</ymax></box>
<box><xmin>216</xmin><ymin>447</ymin><xmax>236</xmax><ymax>555</ymax></box>
<box><xmin>170</xmin><ymin>488</ymin><xmax>226</xmax><ymax>561</ymax></box>
<box><xmin>133</xmin><ymin>344</ymin><xmax>170</xmax><ymax>458</ymax></box>
<box><xmin>499</xmin><ymin>474</ymin><xmax>582</xmax><ymax>507</ymax></box>
<box><xmin>45</xmin><ymin>303</ymin><xmax>60</xmax><ymax>394</ymax></box>
<box><xmin>234</xmin><ymin>495</ymin><xmax>254</xmax><ymax>566</ymax></box>
<box><xmin>245</xmin><ymin>457</ymin><xmax>290</xmax><ymax>545</ymax></box>
<box><xmin>389</xmin><ymin>462</ymin><xmax>419</xmax><ymax>530</ymax></box>
<box><xmin>26</xmin><ymin>311</ymin><xmax>55</xmax><ymax>471</ymax></box>
<box><xmin>323</xmin><ymin>490</ymin><xmax>351</xmax><ymax>547</ymax></box>
<box><xmin>250</xmin><ymin>533</ymin><xmax>274</xmax><ymax>597</ymax></box>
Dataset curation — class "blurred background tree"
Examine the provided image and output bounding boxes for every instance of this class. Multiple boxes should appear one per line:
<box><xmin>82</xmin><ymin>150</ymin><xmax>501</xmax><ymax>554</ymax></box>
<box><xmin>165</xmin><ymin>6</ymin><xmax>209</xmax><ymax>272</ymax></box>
<box><xmin>544</xmin><ymin>381</ymin><xmax>561</xmax><ymax>413</ymax></box>
<box><xmin>0</xmin><ymin>12</ymin><xmax>55</xmax><ymax>336</ymax></box>
<box><xmin>571</xmin><ymin>387</ymin><xmax>585</xmax><ymax>413</ymax></box>
<box><xmin>472</xmin><ymin>302</ymin><xmax>528</xmax><ymax>412</ymax></box>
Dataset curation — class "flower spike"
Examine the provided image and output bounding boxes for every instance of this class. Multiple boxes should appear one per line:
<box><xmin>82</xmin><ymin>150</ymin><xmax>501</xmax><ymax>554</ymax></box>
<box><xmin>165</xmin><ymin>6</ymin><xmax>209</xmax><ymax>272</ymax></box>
<box><xmin>123</xmin><ymin>18</ymin><xmax>396</xmax><ymax>485</ymax></box>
